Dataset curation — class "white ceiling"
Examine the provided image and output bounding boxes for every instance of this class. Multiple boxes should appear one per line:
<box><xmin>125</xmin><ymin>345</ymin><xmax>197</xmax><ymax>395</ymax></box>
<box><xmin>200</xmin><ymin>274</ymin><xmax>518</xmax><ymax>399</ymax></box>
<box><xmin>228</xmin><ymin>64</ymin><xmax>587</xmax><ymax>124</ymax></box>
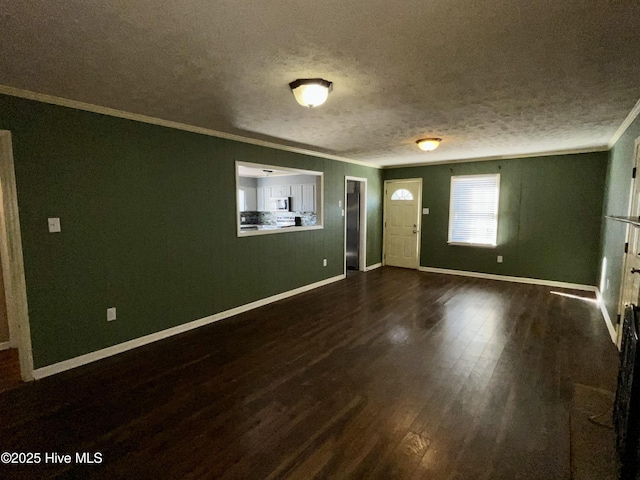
<box><xmin>1</xmin><ymin>0</ymin><xmax>639</xmax><ymax>167</ymax></box>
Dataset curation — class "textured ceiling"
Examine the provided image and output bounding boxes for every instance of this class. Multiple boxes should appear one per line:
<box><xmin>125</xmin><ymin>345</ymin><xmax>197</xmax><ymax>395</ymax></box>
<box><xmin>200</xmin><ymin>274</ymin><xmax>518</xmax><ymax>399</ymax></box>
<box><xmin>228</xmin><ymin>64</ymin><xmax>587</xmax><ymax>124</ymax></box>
<box><xmin>1</xmin><ymin>0</ymin><xmax>639</xmax><ymax>166</ymax></box>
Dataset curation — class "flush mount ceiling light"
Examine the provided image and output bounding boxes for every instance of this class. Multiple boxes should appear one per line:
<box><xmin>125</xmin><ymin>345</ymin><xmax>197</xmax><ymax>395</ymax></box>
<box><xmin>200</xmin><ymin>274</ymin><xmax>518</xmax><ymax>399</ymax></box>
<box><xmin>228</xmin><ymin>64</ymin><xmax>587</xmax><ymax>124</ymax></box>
<box><xmin>416</xmin><ymin>138</ymin><xmax>442</xmax><ymax>152</ymax></box>
<box><xmin>289</xmin><ymin>78</ymin><xmax>333</xmax><ymax>108</ymax></box>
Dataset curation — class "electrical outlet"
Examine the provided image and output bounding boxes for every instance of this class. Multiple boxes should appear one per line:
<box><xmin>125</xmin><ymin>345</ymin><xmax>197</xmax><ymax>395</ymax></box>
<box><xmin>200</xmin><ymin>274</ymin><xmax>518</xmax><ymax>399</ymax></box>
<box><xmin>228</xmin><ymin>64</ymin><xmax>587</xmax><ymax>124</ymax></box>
<box><xmin>497</xmin><ymin>255</ymin><xmax>503</xmax><ymax>263</ymax></box>
<box><xmin>422</xmin><ymin>208</ymin><xmax>429</xmax><ymax>215</ymax></box>
<box><xmin>107</xmin><ymin>307</ymin><xmax>117</xmax><ymax>322</ymax></box>
<box><xmin>48</xmin><ymin>217</ymin><xmax>61</xmax><ymax>233</ymax></box>
<box><xmin>323</xmin><ymin>258</ymin><xmax>327</xmax><ymax>267</ymax></box>
<box><xmin>606</xmin><ymin>279</ymin><xmax>610</xmax><ymax>291</ymax></box>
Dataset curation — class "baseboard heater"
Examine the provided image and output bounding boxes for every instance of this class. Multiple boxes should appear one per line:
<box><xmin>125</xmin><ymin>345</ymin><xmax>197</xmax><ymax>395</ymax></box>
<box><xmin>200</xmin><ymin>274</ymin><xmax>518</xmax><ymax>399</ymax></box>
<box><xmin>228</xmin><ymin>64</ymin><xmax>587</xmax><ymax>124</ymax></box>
<box><xmin>614</xmin><ymin>305</ymin><xmax>640</xmax><ymax>479</ymax></box>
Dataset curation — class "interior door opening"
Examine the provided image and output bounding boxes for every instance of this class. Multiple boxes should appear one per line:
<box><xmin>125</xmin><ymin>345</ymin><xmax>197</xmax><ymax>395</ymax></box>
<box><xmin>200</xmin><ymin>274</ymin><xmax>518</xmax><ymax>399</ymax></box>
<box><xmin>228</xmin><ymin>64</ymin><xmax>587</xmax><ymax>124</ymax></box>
<box><xmin>0</xmin><ymin>248</ymin><xmax>20</xmax><ymax>392</ymax></box>
<box><xmin>0</xmin><ymin>130</ymin><xmax>34</xmax><ymax>383</ymax></box>
<box><xmin>344</xmin><ymin>177</ymin><xmax>367</xmax><ymax>274</ymax></box>
<box><xmin>618</xmin><ymin>137</ymin><xmax>640</xmax><ymax>347</ymax></box>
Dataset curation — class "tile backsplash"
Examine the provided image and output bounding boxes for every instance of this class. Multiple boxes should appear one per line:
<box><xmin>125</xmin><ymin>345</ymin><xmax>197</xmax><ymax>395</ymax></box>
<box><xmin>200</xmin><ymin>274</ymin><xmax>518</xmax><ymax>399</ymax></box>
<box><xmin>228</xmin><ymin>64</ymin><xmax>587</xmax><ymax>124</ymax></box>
<box><xmin>240</xmin><ymin>211</ymin><xmax>317</xmax><ymax>226</ymax></box>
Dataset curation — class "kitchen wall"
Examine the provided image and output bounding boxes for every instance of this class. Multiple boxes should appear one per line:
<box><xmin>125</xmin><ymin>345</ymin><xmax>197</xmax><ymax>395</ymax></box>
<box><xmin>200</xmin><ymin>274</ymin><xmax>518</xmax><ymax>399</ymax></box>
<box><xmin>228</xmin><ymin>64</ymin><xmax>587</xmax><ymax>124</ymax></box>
<box><xmin>0</xmin><ymin>94</ymin><xmax>382</xmax><ymax>369</ymax></box>
<box><xmin>238</xmin><ymin>177</ymin><xmax>258</xmax><ymax>188</ymax></box>
<box><xmin>599</xmin><ymin>115</ymin><xmax>640</xmax><ymax>325</ymax></box>
<box><xmin>384</xmin><ymin>152</ymin><xmax>607</xmax><ymax>285</ymax></box>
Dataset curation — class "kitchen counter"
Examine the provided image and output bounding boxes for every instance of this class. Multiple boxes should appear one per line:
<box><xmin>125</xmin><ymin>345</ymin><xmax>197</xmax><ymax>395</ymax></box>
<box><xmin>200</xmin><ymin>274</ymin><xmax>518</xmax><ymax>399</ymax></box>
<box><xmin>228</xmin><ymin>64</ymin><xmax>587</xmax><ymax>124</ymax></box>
<box><xmin>238</xmin><ymin>222</ymin><xmax>321</xmax><ymax>236</ymax></box>
<box><xmin>240</xmin><ymin>225</ymin><xmax>298</xmax><ymax>231</ymax></box>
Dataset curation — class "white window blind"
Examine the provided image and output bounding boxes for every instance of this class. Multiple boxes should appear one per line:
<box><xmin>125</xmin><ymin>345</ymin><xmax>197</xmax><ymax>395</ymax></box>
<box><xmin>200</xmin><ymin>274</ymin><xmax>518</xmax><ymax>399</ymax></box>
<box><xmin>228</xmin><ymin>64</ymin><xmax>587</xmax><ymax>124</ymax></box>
<box><xmin>448</xmin><ymin>174</ymin><xmax>500</xmax><ymax>246</ymax></box>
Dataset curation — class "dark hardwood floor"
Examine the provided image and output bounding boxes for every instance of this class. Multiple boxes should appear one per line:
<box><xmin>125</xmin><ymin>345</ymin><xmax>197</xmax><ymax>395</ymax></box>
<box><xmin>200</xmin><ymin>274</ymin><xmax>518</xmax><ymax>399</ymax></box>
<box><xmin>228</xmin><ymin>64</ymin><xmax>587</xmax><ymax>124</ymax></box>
<box><xmin>0</xmin><ymin>347</ymin><xmax>21</xmax><ymax>394</ymax></box>
<box><xmin>0</xmin><ymin>268</ymin><xmax>618</xmax><ymax>479</ymax></box>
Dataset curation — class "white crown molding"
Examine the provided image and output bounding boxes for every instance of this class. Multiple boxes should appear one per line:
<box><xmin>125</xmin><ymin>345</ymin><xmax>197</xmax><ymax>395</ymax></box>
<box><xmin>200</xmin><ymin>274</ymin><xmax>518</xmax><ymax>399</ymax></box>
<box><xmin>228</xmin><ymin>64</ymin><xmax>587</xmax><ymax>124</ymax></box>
<box><xmin>609</xmin><ymin>97</ymin><xmax>640</xmax><ymax>149</ymax></box>
<box><xmin>32</xmin><ymin>274</ymin><xmax>345</xmax><ymax>379</ymax></box>
<box><xmin>0</xmin><ymin>85</ymin><xmax>380</xmax><ymax>170</ymax></box>
<box><xmin>381</xmin><ymin>146</ymin><xmax>610</xmax><ymax>169</ymax></box>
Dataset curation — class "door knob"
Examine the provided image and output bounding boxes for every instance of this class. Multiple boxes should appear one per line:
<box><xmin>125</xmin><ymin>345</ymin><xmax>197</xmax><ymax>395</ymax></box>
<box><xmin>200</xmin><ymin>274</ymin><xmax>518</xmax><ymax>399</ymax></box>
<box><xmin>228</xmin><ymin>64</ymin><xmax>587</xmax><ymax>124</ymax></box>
<box><xmin>631</xmin><ymin>268</ymin><xmax>640</xmax><ymax>274</ymax></box>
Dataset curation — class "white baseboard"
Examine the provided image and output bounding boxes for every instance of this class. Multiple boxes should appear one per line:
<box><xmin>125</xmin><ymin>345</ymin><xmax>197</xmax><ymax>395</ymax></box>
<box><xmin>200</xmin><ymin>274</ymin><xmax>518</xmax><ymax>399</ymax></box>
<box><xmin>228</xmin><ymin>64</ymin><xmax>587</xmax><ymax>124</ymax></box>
<box><xmin>0</xmin><ymin>341</ymin><xmax>10</xmax><ymax>351</ymax></box>
<box><xmin>595</xmin><ymin>289</ymin><xmax>618</xmax><ymax>345</ymax></box>
<box><xmin>365</xmin><ymin>263</ymin><xmax>382</xmax><ymax>271</ymax></box>
<box><xmin>418</xmin><ymin>266</ymin><xmax>618</xmax><ymax>346</ymax></box>
<box><xmin>418</xmin><ymin>266</ymin><xmax>597</xmax><ymax>291</ymax></box>
<box><xmin>32</xmin><ymin>274</ymin><xmax>346</xmax><ymax>380</ymax></box>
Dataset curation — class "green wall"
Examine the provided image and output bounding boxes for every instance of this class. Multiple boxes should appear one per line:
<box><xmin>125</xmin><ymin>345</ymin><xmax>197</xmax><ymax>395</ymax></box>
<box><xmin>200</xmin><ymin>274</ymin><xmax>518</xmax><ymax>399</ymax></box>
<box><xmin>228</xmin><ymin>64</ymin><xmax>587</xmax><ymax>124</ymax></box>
<box><xmin>599</xmin><ymin>115</ymin><xmax>640</xmax><ymax>325</ymax></box>
<box><xmin>0</xmin><ymin>94</ymin><xmax>382</xmax><ymax>368</ymax></box>
<box><xmin>384</xmin><ymin>153</ymin><xmax>608</xmax><ymax>285</ymax></box>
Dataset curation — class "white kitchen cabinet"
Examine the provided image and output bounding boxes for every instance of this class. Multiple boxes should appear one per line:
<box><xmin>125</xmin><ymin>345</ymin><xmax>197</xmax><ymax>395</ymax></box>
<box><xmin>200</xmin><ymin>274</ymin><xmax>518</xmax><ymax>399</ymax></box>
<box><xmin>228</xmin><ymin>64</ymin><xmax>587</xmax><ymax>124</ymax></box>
<box><xmin>302</xmin><ymin>184</ymin><xmax>315</xmax><ymax>211</ymax></box>
<box><xmin>270</xmin><ymin>185</ymin><xmax>291</xmax><ymax>198</ymax></box>
<box><xmin>290</xmin><ymin>185</ymin><xmax>303</xmax><ymax>211</ymax></box>
<box><xmin>257</xmin><ymin>187</ymin><xmax>272</xmax><ymax>211</ymax></box>
<box><xmin>257</xmin><ymin>187</ymin><xmax>265</xmax><ymax>211</ymax></box>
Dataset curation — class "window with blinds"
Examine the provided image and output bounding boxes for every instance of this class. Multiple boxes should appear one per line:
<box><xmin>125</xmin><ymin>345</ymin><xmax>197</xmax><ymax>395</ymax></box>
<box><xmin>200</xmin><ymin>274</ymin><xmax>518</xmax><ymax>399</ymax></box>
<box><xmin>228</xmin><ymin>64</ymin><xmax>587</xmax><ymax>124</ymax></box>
<box><xmin>448</xmin><ymin>174</ymin><xmax>500</xmax><ymax>246</ymax></box>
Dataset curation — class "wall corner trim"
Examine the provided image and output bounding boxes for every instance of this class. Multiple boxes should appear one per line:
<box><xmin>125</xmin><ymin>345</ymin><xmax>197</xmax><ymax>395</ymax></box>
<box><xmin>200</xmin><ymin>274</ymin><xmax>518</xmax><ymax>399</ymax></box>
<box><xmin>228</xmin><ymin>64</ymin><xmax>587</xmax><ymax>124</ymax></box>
<box><xmin>609</xmin><ymin>97</ymin><xmax>640</xmax><ymax>149</ymax></box>
<box><xmin>0</xmin><ymin>341</ymin><xmax>10</xmax><ymax>351</ymax></box>
<box><xmin>365</xmin><ymin>263</ymin><xmax>382</xmax><ymax>271</ymax></box>
<box><xmin>595</xmin><ymin>288</ymin><xmax>618</xmax><ymax>346</ymax></box>
<box><xmin>32</xmin><ymin>274</ymin><xmax>346</xmax><ymax>380</ymax></box>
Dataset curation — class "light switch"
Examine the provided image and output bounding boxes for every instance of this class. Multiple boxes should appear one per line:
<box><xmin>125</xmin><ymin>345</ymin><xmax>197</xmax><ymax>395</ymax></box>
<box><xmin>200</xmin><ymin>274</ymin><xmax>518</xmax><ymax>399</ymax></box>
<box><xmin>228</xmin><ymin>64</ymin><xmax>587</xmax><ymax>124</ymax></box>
<box><xmin>341</xmin><ymin>209</ymin><xmax>345</xmax><ymax>217</ymax></box>
<box><xmin>107</xmin><ymin>307</ymin><xmax>117</xmax><ymax>322</ymax></box>
<box><xmin>339</xmin><ymin>200</ymin><xmax>342</xmax><ymax>208</ymax></box>
<box><xmin>422</xmin><ymin>208</ymin><xmax>430</xmax><ymax>215</ymax></box>
<box><xmin>48</xmin><ymin>218</ymin><xmax>61</xmax><ymax>233</ymax></box>
<box><xmin>497</xmin><ymin>255</ymin><xmax>503</xmax><ymax>263</ymax></box>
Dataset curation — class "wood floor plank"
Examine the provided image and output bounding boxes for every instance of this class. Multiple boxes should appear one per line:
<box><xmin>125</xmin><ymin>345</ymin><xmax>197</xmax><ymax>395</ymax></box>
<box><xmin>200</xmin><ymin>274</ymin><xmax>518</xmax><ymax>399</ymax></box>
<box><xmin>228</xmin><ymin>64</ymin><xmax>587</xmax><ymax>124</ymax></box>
<box><xmin>0</xmin><ymin>268</ymin><xmax>618</xmax><ymax>479</ymax></box>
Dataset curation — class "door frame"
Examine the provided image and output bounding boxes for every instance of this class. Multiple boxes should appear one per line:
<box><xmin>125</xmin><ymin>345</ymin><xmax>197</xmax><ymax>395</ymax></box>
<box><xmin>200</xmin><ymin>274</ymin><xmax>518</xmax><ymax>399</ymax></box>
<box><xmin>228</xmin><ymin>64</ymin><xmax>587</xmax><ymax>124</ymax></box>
<box><xmin>344</xmin><ymin>176</ymin><xmax>368</xmax><ymax>274</ymax></box>
<box><xmin>0</xmin><ymin>131</ymin><xmax>34</xmax><ymax>380</ymax></box>
<box><xmin>383</xmin><ymin>178</ymin><xmax>423</xmax><ymax>269</ymax></box>
<box><xmin>617</xmin><ymin>136</ymin><xmax>640</xmax><ymax>347</ymax></box>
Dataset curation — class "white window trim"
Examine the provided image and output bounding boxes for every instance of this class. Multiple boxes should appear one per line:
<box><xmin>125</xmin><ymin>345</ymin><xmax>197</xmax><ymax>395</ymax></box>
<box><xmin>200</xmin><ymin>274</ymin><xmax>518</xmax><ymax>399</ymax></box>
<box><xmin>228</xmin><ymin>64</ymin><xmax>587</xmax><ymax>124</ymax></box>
<box><xmin>235</xmin><ymin>161</ymin><xmax>324</xmax><ymax>237</ymax></box>
<box><xmin>447</xmin><ymin>173</ymin><xmax>500</xmax><ymax>248</ymax></box>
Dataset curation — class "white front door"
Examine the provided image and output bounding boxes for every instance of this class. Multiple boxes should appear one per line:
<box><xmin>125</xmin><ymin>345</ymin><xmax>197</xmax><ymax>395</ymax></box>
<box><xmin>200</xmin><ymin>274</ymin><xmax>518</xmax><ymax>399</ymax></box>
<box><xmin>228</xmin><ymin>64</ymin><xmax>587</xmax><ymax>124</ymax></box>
<box><xmin>384</xmin><ymin>179</ymin><xmax>422</xmax><ymax>269</ymax></box>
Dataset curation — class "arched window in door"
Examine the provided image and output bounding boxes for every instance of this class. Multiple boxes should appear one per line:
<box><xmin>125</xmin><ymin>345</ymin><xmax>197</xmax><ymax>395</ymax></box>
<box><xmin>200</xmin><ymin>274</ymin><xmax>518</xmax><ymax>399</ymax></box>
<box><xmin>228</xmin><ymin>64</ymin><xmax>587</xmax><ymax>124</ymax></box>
<box><xmin>391</xmin><ymin>188</ymin><xmax>413</xmax><ymax>201</ymax></box>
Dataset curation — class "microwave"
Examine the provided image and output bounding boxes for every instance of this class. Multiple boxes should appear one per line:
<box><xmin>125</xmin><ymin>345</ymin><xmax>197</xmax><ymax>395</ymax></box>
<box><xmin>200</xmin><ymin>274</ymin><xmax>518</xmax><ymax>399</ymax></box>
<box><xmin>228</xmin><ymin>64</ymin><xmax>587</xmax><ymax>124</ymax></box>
<box><xmin>269</xmin><ymin>197</ymin><xmax>291</xmax><ymax>211</ymax></box>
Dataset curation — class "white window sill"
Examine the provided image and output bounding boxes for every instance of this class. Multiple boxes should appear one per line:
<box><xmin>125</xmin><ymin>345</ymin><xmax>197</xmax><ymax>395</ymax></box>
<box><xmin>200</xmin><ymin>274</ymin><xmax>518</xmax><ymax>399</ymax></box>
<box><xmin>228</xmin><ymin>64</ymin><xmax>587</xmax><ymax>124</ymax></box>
<box><xmin>447</xmin><ymin>242</ymin><xmax>497</xmax><ymax>249</ymax></box>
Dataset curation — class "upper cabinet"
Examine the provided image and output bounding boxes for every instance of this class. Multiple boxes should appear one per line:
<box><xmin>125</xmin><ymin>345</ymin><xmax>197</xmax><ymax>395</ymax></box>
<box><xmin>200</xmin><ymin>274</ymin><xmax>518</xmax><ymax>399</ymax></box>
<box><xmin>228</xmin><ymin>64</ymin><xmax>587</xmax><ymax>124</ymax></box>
<box><xmin>283</xmin><ymin>184</ymin><xmax>316</xmax><ymax>212</ymax></box>
<box><xmin>270</xmin><ymin>185</ymin><xmax>291</xmax><ymax>198</ymax></box>
<box><xmin>290</xmin><ymin>185</ymin><xmax>302</xmax><ymax>211</ymax></box>
<box><xmin>302</xmin><ymin>184</ymin><xmax>315</xmax><ymax>212</ymax></box>
<box><xmin>257</xmin><ymin>187</ymin><xmax>268</xmax><ymax>211</ymax></box>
